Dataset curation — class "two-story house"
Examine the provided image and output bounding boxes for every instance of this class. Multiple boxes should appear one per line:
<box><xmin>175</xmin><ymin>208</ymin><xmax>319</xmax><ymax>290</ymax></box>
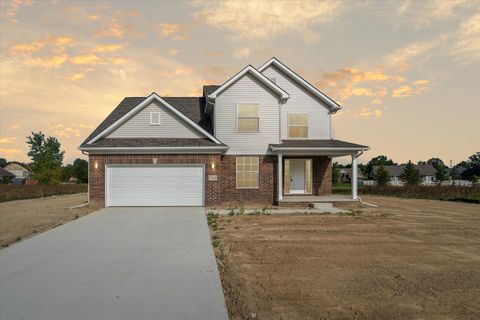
<box><xmin>79</xmin><ymin>58</ymin><xmax>369</xmax><ymax>207</ymax></box>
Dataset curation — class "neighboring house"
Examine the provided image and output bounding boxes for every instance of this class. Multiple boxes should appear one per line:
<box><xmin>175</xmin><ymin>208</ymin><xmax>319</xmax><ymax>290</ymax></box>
<box><xmin>4</xmin><ymin>162</ymin><xmax>31</xmax><ymax>184</ymax></box>
<box><xmin>79</xmin><ymin>58</ymin><xmax>369</xmax><ymax>207</ymax></box>
<box><xmin>0</xmin><ymin>167</ymin><xmax>15</xmax><ymax>184</ymax></box>
<box><xmin>339</xmin><ymin>168</ymin><xmax>365</xmax><ymax>184</ymax></box>
<box><xmin>372</xmin><ymin>164</ymin><xmax>436</xmax><ymax>186</ymax></box>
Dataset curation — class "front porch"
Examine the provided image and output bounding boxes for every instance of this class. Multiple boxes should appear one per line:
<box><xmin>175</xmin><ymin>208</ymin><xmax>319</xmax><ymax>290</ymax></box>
<box><xmin>270</xmin><ymin>139</ymin><xmax>370</xmax><ymax>204</ymax></box>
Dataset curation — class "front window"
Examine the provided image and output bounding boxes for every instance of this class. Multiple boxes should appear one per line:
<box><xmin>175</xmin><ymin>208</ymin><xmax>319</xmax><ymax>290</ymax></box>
<box><xmin>236</xmin><ymin>156</ymin><xmax>259</xmax><ymax>189</ymax></box>
<box><xmin>237</xmin><ymin>103</ymin><xmax>259</xmax><ymax>132</ymax></box>
<box><xmin>288</xmin><ymin>113</ymin><xmax>308</xmax><ymax>138</ymax></box>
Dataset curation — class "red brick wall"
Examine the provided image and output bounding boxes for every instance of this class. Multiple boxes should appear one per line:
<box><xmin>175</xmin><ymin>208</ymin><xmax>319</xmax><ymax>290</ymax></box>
<box><xmin>89</xmin><ymin>154</ymin><xmax>331</xmax><ymax>207</ymax></box>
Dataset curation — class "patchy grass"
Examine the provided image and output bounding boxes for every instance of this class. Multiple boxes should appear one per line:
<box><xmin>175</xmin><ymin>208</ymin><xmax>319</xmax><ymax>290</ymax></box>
<box><xmin>0</xmin><ymin>184</ymin><xmax>87</xmax><ymax>203</ymax></box>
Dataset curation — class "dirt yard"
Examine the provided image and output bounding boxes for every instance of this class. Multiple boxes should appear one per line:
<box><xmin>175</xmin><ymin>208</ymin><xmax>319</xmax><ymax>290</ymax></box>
<box><xmin>214</xmin><ymin>196</ymin><xmax>480</xmax><ymax>320</ymax></box>
<box><xmin>0</xmin><ymin>193</ymin><xmax>96</xmax><ymax>247</ymax></box>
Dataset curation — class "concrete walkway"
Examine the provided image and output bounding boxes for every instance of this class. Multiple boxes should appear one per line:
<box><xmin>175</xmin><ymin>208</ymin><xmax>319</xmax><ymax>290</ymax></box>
<box><xmin>0</xmin><ymin>207</ymin><xmax>229</xmax><ymax>320</ymax></box>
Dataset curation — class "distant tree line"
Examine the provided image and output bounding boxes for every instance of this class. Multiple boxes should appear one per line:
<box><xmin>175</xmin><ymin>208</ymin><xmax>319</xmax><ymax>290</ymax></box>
<box><xmin>332</xmin><ymin>152</ymin><xmax>480</xmax><ymax>186</ymax></box>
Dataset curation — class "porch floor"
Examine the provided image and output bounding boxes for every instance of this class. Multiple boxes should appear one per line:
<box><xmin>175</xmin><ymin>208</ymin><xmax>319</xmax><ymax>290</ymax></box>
<box><xmin>280</xmin><ymin>195</ymin><xmax>359</xmax><ymax>203</ymax></box>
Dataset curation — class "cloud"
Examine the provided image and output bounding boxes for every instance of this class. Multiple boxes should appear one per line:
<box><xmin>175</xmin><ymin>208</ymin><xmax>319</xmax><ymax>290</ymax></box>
<box><xmin>9</xmin><ymin>124</ymin><xmax>21</xmax><ymax>130</ymax></box>
<box><xmin>169</xmin><ymin>49</ymin><xmax>179</xmax><ymax>56</ymax></box>
<box><xmin>396</xmin><ymin>0</ymin><xmax>470</xmax><ymax>28</ymax></box>
<box><xmin>352</xmin><ymin>106</ymin><xmax>383</xmax><ymax>119</ymax></box>
<box><xmin>96</xmin><ymin>19</ymin><xmax>126</xmax><ymax>38</ymax></box>
<box><xmin>0</xmin><ymin>148</ymin><xmax>22</xmax><ymax>158</ymax></box>
<box><xmin>392</xmin><ymin>80</ymin><xmax>429</xmax><ymax>97</ymax></box>
<box><xmin>204</xmin><ymin>50</ymin><xmax>224</xmax><ymax>57</ymax></box>
<box><xmin>193</xmin><ymin>0</ymin><xmax>344</xmax><ymax>42</ymax></box>
<box><xmin>158</xmin><ymin>23</ymin><xmax>190</xmax><ymax>41</ymax></box>
<box><xmin>69</xmin><ymin>53</ymin><xmax>102</xmax><ymax>65</ymax></box>
<box><xmin>233</xmin><ymin>47</ymin><xmax>251</xmax><ymax>59</ymax></box>
<box><xmin>383</xmin><ymin>36</ymin><xmax>448</xmax><ymax>71</ymax></box>
<box><xmin>0</xmin><ymin>137</ymin><xmax>17</xmax><ymax>144</ymax></box>
<box><xmin>25</xmin><ymin>54</ymin><xmax>69</xmax><ymax>67</ymax></box>
<box><xmin>47</xmin><ymin>36</ymin><xmax>74</xmax><ymax>46</ymax></box>
<box><xmin>92</xmin><ymin>44</ymin><xmax>125</xmax><ymax>53</ymax></box>
<box><xmin>452</xmin><ymin>12</ymin><xmax>480</xmax><ymax>63</ymax></box>
<box><xmin>11</xmin><ymin>42</ymin><xmax>44</xmax><ymax>54</ymax></box>
<box><xmin>1</xmin><ymin>0</ymin><xmax>33</xmax><ymax>24</ymax></box>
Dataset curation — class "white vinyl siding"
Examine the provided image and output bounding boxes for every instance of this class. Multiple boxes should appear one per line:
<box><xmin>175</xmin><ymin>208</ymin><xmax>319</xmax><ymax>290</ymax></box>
<box><xmin>107</xmin><ymin>101</ymin><xmax>204</xmax><ymax>139</ymax></box>
<box><xmin>214</xmin><ymin>73</ymin><xmax>280</xmax><ymax>154</ymax></box>
<box><xmin>261</xmin><ymin>65</ymin><xmax>331</xmax><ymax>139</ymax></box>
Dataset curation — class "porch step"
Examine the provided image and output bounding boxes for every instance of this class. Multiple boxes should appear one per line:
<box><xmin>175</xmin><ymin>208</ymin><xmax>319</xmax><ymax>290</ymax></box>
<box><xmin>313</xmin><ymin>202</ymin><xmax>351</xmax><ymax>214</ymax></box>
<box><xmin>313</xmin><ymin>202</ymin><xmax>334</xmax><ymax>209</ymax></box>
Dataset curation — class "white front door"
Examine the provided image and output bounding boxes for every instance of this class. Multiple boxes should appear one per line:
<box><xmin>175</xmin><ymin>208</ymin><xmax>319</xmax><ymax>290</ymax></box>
<box><xmin>289</xmin><ymin>160</ymin><xmax>306</xmax><ymax>194</ymax></box>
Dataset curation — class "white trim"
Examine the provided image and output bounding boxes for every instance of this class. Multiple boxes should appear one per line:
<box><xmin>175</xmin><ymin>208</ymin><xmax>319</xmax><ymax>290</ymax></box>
<box><xmin>208</xmin><ymin>65</ymin><xmax>289</xmax><ymax>101</ymax></box>
<box><xmin>86</xmin><ymin>93</ymin><xmax>222</xmax><ymax>145</ymax></box>
<box><xmin>149</xmin><ymin>111</ymin><xmax>161</xmax><ymax>125</ymax></box>
<box><xmin>78</xmin><ymin>146</ymin><xmax>228</xmax><ymax>154</ymax></box>
<box><xmin>287</xmin><ymin>112</ymin><xmax>309</xmax><ymax>139</ymax></box>
<box><xmin>277</xmin><ymin>154</ymin><xmax>283</xmax><ymax>201</ymax></box>
<box><xmin>236</xmin><ymin>102</ymin><xmax>260</xmax><ymax>133</ymax></box>
<box><xmin>258</xmin><ymin>58</ymin><xmax>341</xmax><ymax>112</ymax></box>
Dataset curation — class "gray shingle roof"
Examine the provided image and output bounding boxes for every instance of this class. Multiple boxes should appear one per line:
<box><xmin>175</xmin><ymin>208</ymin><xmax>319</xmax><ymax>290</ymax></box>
<box><xmin>81</xmin><ymin>95</ymin><xmax>212</xmax><ymax>147</ymax></box>
<box><xmin>84</xmin><ymin>138</ymin><xmax>223</xmax><ymax>148</ymax></box>
<box><xmin>203</xmin><ymin>85</ymin><xmax>220</xmax><ymax>97</ymax></box>
<box><xmin>270</xmin><ymin>139</ymin><xmax>368</xmax><ymax>149</ymax></box>
<box><xmin>372</xmin><ymin>164</ymin><xmax>436</xmax><ymax>177</ymax></box>
<box><xmin>0</xmin><ymin>167</ymin><xmax>15</xmax><ymax>178</ymax></box>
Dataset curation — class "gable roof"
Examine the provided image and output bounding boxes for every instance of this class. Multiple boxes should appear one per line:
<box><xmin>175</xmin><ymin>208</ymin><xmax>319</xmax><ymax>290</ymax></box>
<box><xmin>80</xmin><ymin>93</ymin><xmax>218</xmax><ymax>147</ymax></box>
<box><xmin>207</xmin><ymin>65</ymin><xmax>289</xmax><ymax>101</ymax></box>
<box><xmin>373</xmin><ymin>164</ymin><xmax>436</xmax><ymax>177</ymax></box>
<box><xmin>0</xmin><ymin>167</ymin><xmax>15</xmax><ymax>178</ymax></box>
<box><xmin>258</xmin><ymin>57</ymin><xmax>341</xmax><ymax>112</ymax></box>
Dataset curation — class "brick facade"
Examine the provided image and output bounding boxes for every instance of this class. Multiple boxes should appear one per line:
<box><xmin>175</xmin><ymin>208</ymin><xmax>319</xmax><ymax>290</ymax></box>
<box><xmin>88</xmin><ymin>154</ymin><xmax>331</xmax><ymax>207</ymax></box>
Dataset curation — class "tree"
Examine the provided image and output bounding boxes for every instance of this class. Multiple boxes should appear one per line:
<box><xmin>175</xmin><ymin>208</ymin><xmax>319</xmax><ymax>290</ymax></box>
<box><xmin>365</xmin><ymin>155</ymin><xmax>396</xmax><ymax>178</ymax></box>
<box><xmin>424</xmin><ymin>158</ymin><xmax>449</xmax><ymax>184</ymax></box>
<box><xmin>374</xmin><ymin>165</ymin><xmax>390</xmax><ymax>186</ymax></box>
<box><xmin>400</xmin><ymin>161</ymin><xmax>421</xmax><ymax>186</ymax></box>
<box><xmin>332</xmin><ymin>162</ymin><xmax>341</xmax><ymax>184</ymax></box>
<box><xmin>0</xmin><ymin>158</ymin><xmax>7</xmax><ymax>167</ymax></box>
<box><xmin>460</xmin><ymin>152</ymin><xmax>480</xmax><ymax>180</ymax></box>
<box><xmin>26</xmin><ymin>132</ymin><xmax>65</xmax><ymax>184</ymax></box>
<box><xmin>71</xmin><ymin>158</ymin><xmax>88</xmax><ymax>183</ymax></box>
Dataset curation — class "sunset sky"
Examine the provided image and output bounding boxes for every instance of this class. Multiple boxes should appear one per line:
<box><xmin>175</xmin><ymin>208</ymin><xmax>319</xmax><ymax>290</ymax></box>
<box><xmin>1</xmin><ymin>0</ymin><xmax>479</xmax><ymax>165</ymax></box>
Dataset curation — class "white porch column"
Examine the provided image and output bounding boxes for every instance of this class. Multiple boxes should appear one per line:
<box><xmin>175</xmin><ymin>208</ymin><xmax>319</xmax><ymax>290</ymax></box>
<box><xmin>351</xmin><ymin>154</ymin><xmax>358</xmax><ymax>200</ymax></box>
<box><xmin>278</xmin><ymin>154</ymin><xmax>283</xmax><ymax>201</ymax></box>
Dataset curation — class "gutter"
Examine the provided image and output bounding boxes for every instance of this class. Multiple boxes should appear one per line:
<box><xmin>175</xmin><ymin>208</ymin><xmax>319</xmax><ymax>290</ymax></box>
<box><xmin>77</xmin><ymin>146</ymin><xmax>229</xmax><ymax>154</ymax></box>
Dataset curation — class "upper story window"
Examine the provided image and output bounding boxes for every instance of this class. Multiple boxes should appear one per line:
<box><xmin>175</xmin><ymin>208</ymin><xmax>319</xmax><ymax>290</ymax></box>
<box><xmin>288</xmin><ymin>113</ymin><xmax>308</xmax><ymax>138</ymax></box>
<box><xmin>237</xmin><ymin>103</ymin><xmax>259</xmax><ymax>132</ymax></box>
<box><xmin>150</xmin><ymin>112</ymin><xmax>161</xmax><ymax>125</ymax></box>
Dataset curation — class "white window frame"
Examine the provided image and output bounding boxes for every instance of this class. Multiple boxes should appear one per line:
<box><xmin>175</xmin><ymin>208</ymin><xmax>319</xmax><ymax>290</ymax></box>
<box><xmin>150</xmin><ymin>112</ymin><xmax>161</xmax><ymax>125</ymax></box>
<box><xmin>236</xmin><ymin>156</ymin><xmax>260</xmax><ymax>189</ymax></box>
<box><xmin>287</xmin><ymin>113</ymin><xmax>308</xmax><ymax>139</ymax></box>
<box><xmin>236</xmin><ymin>103</ymin><xmax>260</xmax><ymax>133</ymax></box>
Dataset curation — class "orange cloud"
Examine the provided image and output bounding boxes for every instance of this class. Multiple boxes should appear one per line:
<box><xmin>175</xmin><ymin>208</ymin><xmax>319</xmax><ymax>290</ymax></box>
<box><xmin>25</xmin><ymin>54</ymin><xmax>69</xmax><ymax>67</ymax></box>
<box><xmin>169</xmin><ymin>49</ymin><xmax>179</xmax><ymax>56</ymax></box>
<box><xmin>46</xmin><ymin>36</ymin><xmax>74</xmax><ymax>46</ymax></box>
<box><xmin>353</xmin><ymin>106</ymin><xmax>383</xmax><ymax>119</ymax></box>
<box><xmin>70</xmin><ymin>53</ymin><xmax>102</xmax><ymax>65</ymax></box>
<box><xmin>11</xmin><ymin>42</ymin><xmax>43</xmax><ymax>54</ymax></box>
<box><xmin>9</xmin><ymin>124</ymin><xmax>21</xmax><ymax>130</ymax></box>
<box><xmin>0</xmin><ymin>137</ymin><xmax>17</xmax><ymax>144</ymax></box>
<box><xmin>96</xmin><ymin>19</ymin><xmax>126</xmax><ymax>38</ymax></box>
<box><xmin>158</xmin><ymin>23</ymin><xmax>190</xmax><ymax>41</ymax></box>
<box><xmin>0</xmin><ymin>148</ymin><xmax>22</xmax><ymax>158</ymax></box>
<box><xmin>92</xmin><ymin>44</ymin><xmax>125</xmax><ymax>53</ymax></box>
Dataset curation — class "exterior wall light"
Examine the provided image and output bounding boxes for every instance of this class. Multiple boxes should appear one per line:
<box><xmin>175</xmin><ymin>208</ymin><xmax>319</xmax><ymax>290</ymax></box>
<box><xmin>211</xmin><ymin>163</ymin><xmax>215</xmax><ymax>170</ymax></box>
<box><xmin>94</xmin><ymin>161</ymin><xmax>98</xmax><ymax>169</ymax></box>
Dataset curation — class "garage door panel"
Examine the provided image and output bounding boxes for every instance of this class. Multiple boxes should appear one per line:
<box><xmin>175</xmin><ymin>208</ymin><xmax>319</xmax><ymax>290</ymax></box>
<box><xmin>107</xmin><ymin>165</ymin><xmax>204</xmax><ymax>207</ymax></box>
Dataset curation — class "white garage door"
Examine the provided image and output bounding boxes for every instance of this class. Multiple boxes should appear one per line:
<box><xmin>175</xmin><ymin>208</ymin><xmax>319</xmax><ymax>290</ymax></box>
<box><xmin>106</xmin><ymin>165</ymin><xmax>204</xmax><ymax>207</ymax></box>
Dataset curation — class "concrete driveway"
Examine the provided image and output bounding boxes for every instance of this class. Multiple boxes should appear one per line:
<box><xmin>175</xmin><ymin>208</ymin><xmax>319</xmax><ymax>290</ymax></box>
<box><xmin>0</xmin><ymin>207</ymin><xmax>229</xmax><ymax>320</ymax></box>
